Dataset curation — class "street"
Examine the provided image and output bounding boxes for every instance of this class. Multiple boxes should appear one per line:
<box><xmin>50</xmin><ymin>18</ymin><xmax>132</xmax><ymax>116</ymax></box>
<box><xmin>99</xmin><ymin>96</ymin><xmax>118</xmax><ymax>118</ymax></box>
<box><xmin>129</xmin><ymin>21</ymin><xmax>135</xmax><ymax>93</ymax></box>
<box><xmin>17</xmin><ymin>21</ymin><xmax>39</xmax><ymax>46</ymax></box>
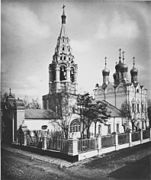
<box><xmin>2</xmin><ymin>142</ymin><xmax>151</xmax><ymax>180</ymax></box>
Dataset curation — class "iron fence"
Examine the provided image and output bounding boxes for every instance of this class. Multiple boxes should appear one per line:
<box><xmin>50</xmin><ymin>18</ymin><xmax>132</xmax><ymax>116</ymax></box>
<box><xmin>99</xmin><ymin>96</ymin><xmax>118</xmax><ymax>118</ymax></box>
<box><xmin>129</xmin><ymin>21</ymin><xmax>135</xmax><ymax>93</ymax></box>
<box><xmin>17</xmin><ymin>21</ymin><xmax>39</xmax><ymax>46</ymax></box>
<box><xmin>143</xmin><ymin>129</ymin><xmax>150</xmax><ymax>139</ymax></box>
<box><xmin>78</xmin><ymin>138</ymin><xmax>97</xmax><ymax>152</ymax></box>
<box><xmin>118</xmin><ymin>133</ymin><xmax>129</xmax><ymax>145</ymax></box>
<box><xmin>47</xmin><ymin>138</ymin><xmax>69</xmax><ymax>153</ymax></box>
<box><xmin>132</xmin><ymin>131</ymin><xmax>140</xmax><ymax>142</ymax></box>
<box><xmin>26</xmin><ymin>135</ymin><xmax>42</xmax><ymax>148</ymax></box>
<box><xmin>102</xmin><ymin>135</ymin><xmax>115</xmax><ymax>148</ymax></box>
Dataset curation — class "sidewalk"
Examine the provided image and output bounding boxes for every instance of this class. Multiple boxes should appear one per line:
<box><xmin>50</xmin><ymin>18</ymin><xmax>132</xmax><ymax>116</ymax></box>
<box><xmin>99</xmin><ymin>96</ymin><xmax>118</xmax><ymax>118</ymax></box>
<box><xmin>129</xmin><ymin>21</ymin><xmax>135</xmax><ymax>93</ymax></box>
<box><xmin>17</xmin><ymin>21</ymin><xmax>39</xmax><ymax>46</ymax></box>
<box><xmin>2</xmin><ymin>144</ymin><xmax>73</xmax><ymax>168</ymax></box>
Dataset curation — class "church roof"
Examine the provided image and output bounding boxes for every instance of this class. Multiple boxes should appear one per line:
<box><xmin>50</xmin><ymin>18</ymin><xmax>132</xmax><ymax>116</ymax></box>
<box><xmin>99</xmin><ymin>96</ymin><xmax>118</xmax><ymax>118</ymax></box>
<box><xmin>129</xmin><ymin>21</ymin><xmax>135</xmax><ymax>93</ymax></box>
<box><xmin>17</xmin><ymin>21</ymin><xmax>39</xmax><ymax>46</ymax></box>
<box><xmin>25</xmin><ymin>109</ymin><xmax>59</xmax><ymax>119</ymax></box>
<box><xmin>101</xmin><ymin>100</ymin><xmax>122</xmax><ymax>117</ymax></box>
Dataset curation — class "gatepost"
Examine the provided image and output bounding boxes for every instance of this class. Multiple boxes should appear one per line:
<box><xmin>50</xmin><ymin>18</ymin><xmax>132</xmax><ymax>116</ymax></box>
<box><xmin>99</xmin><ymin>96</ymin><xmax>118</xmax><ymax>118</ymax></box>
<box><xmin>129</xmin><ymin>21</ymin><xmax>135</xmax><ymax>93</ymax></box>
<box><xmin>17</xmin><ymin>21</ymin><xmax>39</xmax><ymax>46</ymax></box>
<box><xmin>140</xmin><ymin>129</ymin><xmax>143</xmax><ymax>144</ymax></box>
<box><xmin>97</xmin><ymin>135</ymin><xmax>102</xmax><ymax>155</ymax></box>
<box><xmin>129</xmin><ymin>130</ymin><xmax>132</xmax><ymax>147</ymax></box>
<box><xmin>72</xmin><ymin>139</ymin><xmax>78</xmax><ymax>156</ymax></box>
<box><xmin>115</xmin><ymin>133</ymin><xmax>119</xmax><ymax>150</ymax></box>
<box><xmin>23</xmin><ymin>131</ymin><xmax>27</xmax><ymax>146</ymax></box>
<box><xmin>41</xmin><ymin>125</ymin><xmax>48</xmax><ymax>150</ymax></box>
<box><xmin>22</xmin><ymin>125</ymin><xmax>28</xmax><ymax>146</ymax></box>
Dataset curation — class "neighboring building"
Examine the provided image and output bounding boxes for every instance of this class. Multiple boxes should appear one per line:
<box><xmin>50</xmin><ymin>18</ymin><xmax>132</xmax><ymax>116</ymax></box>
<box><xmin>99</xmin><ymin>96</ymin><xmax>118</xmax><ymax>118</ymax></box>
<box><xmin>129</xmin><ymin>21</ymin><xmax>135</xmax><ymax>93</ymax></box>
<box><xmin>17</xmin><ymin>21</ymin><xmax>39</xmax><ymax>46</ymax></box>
<box><xmin>24</xmin><ymin>109</ymin><xmax>60</xmax><ymax>131</ymax></box>
<box><xmin>93</xmin><ymin>49</ymin><xmax>149</xmax><ymax>130</ymax></box>
<box><xmin>1</xmin><ymin>89</ymin><xmax>25</xmax><ymax>144</ymax></box>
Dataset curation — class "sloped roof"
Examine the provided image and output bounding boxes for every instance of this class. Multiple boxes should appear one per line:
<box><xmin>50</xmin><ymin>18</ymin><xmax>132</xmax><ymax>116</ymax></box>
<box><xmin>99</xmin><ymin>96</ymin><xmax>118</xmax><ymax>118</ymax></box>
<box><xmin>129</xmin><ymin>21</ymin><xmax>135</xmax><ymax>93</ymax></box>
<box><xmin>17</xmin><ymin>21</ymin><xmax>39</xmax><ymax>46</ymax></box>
<box><xmin>25</xmin><ymin>109</ymin><xmax>59</xmax><ymax>119</ymax></box>
<box><xmin>99</xmin><ymin>100</ymin><xmax>122</xmax><ymax>117</ymax></box>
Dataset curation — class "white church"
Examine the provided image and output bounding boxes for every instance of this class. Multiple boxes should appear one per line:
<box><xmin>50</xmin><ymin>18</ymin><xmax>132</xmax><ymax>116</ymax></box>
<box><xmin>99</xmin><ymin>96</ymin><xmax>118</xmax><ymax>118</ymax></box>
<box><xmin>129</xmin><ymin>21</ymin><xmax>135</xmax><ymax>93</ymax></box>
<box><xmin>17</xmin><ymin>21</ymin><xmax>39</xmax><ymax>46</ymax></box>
<box><xmin>2</xmin><ymin>6</ymin><xmax>149</xmax><ymax>142</ymax></box>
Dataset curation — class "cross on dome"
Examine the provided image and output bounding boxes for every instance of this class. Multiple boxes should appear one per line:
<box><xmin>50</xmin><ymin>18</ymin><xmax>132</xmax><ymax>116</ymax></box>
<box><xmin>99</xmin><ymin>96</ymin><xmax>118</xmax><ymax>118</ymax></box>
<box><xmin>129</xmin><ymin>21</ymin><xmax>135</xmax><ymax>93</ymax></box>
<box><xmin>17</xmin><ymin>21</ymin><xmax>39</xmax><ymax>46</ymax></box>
<box><xmin>133</xmin><ymin>57</ymin><xmax>135</xmax><ymax>67</ymax></box>
<box><xmin>9</xmin><ymin>88</ymin><xmax>12</xmax><ymax>95</ymax></box>
<box><xmin>105</xmin><ymin>57</ymin><xmax>107</xmax><ymax>67</ymax></box>
<box><xmin>119</xmin><ymin>48</ymin><xmax>122</xmax><ymax>62</ymax></box>
<box><xmin>122</xmin><ymin>51</ymin><xmax>125</xmax><ymax>63</ymax></box>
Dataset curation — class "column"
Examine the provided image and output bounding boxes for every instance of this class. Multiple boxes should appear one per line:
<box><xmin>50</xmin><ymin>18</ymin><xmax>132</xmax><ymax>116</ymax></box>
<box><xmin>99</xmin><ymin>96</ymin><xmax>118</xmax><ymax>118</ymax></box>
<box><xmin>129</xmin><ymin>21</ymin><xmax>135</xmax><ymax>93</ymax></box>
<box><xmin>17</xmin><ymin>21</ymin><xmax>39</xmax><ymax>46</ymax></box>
<box><xmin>49</xmin><ymin>67</ymin><xmax>52</xmax><ymax>93</ymax></box>
<box><xmin>74</xmin><ymin>67</ymin><xmax>78</xmax><ymax>94</ymax></box>
<box><xmin>66</xmin><ymin>66</ymin><xmax>70</xmax><ymax>82</ymax></box>
<box><xmin>56</xmin><ymin>65</ymin><xmax>60</xmax><ymax>92</ymax></box>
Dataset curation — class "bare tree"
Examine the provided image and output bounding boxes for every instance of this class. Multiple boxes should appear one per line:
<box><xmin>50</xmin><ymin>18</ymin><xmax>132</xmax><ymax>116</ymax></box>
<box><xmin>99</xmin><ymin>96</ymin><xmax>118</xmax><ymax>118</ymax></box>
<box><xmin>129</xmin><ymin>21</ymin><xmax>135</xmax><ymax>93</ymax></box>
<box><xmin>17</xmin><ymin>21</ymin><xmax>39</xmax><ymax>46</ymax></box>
<box><xmin>23</xmin><ymin>96</ymin><xmax>41</xmax><ymax>109</ymax></box>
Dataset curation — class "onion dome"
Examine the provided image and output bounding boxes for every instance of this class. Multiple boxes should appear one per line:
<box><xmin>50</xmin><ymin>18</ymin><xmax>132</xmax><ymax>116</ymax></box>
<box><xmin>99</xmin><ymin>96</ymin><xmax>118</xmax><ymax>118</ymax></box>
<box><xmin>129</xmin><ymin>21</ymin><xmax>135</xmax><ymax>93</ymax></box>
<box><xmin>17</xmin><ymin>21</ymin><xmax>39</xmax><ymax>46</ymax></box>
<box><xmin>102</xmin><ymin>57</ymin><xmax>110</xmax><ymax>76</ymax></box>
<box><xmin>130</xmin><ymin>57</ymin><xmax>138</xmax><ymax>75</ymax></box>
<box><xmin>7</xmin><ymin>88</ymin><xmax>15</xmax><ymax>100</ymax></box>
<box><xmin>115</xmin><ymin>50</ymin><xmax>128</xmax><ymax>72</ymax></box>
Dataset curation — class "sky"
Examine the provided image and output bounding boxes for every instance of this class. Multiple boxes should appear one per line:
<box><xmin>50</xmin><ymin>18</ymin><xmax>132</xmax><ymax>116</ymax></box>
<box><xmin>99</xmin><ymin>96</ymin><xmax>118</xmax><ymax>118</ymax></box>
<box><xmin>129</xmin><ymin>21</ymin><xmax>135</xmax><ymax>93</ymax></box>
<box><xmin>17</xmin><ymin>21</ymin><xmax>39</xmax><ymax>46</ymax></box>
<box><xmin>2</xmin><ymin>0</ymin><xmax>151</xmax><ymax>104</ymax></box>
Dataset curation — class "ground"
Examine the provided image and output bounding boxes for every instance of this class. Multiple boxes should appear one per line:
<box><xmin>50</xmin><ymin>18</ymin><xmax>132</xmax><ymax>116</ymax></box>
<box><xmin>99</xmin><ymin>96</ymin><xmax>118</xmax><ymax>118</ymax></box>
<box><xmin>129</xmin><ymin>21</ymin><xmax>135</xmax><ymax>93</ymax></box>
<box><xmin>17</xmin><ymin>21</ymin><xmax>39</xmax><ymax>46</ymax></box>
<box><xmin>2</xmin><ymin>142</ymin><xmax>151</xmax><ymax>180</ymax></box>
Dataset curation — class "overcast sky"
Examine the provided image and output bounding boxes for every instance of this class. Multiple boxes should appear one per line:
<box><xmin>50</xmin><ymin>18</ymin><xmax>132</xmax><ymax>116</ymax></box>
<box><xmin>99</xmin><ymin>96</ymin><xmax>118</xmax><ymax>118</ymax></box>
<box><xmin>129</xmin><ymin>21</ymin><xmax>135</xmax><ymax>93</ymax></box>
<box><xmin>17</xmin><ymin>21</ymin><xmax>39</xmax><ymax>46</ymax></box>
<box><xmin>2</xmin><ymin>0</ymin><xmax>151</xmax><ymax>103</ymax></box>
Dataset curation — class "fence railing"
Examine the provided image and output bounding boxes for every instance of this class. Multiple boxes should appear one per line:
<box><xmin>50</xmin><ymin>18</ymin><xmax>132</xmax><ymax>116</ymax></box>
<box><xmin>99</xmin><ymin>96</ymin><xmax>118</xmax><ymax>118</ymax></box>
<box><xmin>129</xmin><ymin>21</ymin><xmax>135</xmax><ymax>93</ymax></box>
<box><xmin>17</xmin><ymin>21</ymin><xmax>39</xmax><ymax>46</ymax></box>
<box><xmin>118</xmin><ymin>133</ymin><xmax>129</xmax><ymax>145</ymax></box>
<box><xmin>102</xmin><ymin>135</ymin><xmax>115</xmax><ymax>148</ymax></box>
<box><xmin>15</xmin><ymin>128</ymin><xmax>151</xmax><ymax>157</ymax></box>
<box><xmin>132</xmin><ymin>131</ymin><xmax>140</xmax><ymax>142</ymax></box>
<box><xmin>47</xmin><ymin>138</ymin><xmax>69</xmax><ymax>153</ymax></box>
<box><xmin>78</xmin><ymin>138</ymin><xmax>97</xmax><ymax>152</ymax></box>
<box><xmin>27</xmin><ymin>135</ymin><xmax>42</xmax><ymax>148</ymax></box>
<box><xmin>143</xmin><ymin>129</ymin><xmax>150</xmax><ymax>139</ymax></box>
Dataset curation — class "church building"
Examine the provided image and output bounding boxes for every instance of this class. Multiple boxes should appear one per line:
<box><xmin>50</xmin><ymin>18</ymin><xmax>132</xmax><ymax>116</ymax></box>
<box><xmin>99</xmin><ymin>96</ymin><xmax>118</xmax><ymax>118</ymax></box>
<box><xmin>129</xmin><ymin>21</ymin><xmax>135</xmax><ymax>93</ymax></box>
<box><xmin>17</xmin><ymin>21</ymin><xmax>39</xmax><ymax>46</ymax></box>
<box><xmin>93</xmin><ymin>49</ymin><xmax>148</xmax><ymax>130</ymax></box>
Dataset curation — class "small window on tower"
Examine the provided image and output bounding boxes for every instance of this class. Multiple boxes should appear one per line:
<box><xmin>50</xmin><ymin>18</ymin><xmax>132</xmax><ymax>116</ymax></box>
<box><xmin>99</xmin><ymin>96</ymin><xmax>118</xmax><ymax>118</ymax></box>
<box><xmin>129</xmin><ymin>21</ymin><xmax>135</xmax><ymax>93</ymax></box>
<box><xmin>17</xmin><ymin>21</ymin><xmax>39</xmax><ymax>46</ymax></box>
<box><xmin>64</xmin><ymin>56</ymin><xmax>66</xmax><ymax>60</ymax></box>
<box><xmin>62</xmin><ymin>47</ymin><xmax>65</xmax><ymax>51</ymax></box>
<box><xmin>60</xmin><ymin>66</ymin><xmax>66</xmax><ymax>81</ymax></box>
<box><xmin>70</xmin><ymin>67</ymin><xmax>74</xmax><ymax>82</ymax></box>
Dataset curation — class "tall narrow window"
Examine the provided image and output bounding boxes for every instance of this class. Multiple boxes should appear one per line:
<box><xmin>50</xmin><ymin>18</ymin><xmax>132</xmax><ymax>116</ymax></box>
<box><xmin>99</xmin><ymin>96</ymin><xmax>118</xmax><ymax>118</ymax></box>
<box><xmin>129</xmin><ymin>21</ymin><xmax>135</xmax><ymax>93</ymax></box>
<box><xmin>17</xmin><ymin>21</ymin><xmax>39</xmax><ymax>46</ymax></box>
<box><xmin>132</xmin><ymin>103</ymin><xmax>135</xmax><ymax>112</ymax></box>
<box><xmin>70</xmin><ymin>67</ymin><xmax>74</xmax><ymax>82</ymax></box>
<box><xmin>108</xmin><ymin>124</ymin><xmax>111</xmax><ymax>134</ymax></box>
<box><xmin>98</xmin><ymin>125</ymin><xmax>101</xmax><ymax>135</ymax></box>
<box><xmin>60</xmin><ymin>66</ymin><xmax>66</xmax><ymax>81</ymax></box>
<box><xmin>137</xmin><ymin>104</ymin><xmax>140</xmax><ymax>113</ymax></box>
<box><xmin>141</xmin><ymin>103</ymin><xmax>144</xmax><ymax>113</ymax></box>
<box><xmin>116</xmin><ymin>124</ymin><xmax>119</xmax><ymax>133</ymax></box>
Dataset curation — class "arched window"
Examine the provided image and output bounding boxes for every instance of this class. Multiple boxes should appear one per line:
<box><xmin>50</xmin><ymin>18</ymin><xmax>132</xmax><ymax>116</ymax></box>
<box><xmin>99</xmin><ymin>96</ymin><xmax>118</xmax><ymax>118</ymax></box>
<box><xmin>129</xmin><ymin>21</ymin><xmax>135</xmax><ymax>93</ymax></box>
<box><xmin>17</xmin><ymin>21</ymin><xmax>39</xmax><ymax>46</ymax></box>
<box><xmin>60</xmin><ymin>66</ymin><xmax>67</xmax><ymax>81</ymax></box>
<box><xmin>70</xmin><ymin>119</ymin><xmax>80</xmax><ymax>132</ymax></box>
<box><xmin>70</xmin><ymin>67</ymin><xmax>74</xmax><ymax>82</ymax></box>
<box><xmin>52</xmin><ymin>70</ymin><xmax>56</xmax><ymax>81</ymax></box>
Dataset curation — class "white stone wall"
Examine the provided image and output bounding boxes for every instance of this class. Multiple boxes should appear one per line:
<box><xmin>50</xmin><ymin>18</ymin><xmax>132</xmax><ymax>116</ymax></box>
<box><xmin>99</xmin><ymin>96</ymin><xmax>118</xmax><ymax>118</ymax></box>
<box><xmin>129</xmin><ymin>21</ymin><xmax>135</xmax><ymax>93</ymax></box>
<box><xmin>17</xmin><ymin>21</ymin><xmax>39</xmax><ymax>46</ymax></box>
<box><xmin>23</xmin><ymin>119</ymin><xmax>61</xmax><ymax>131</ymax></box>
<box><xmin>17</xmin><ymin>109</ymin><xmax>25</xmax><ymax>130</ymax></box>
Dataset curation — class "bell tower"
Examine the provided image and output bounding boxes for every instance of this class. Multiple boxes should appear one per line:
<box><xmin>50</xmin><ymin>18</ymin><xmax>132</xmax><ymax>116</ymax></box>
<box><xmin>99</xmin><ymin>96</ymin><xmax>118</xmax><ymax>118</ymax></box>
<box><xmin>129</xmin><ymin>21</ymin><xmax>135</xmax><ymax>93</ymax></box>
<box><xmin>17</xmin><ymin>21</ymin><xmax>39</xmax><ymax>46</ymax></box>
<box><xmin>49</xmin><ymin>5</ymin><xmax>78</xmax><ymax>95</ymax></box>
<box><xmin>43</xmin><ymin>6</ymin><xmax>78</xmax><ymax>114</ymax></box>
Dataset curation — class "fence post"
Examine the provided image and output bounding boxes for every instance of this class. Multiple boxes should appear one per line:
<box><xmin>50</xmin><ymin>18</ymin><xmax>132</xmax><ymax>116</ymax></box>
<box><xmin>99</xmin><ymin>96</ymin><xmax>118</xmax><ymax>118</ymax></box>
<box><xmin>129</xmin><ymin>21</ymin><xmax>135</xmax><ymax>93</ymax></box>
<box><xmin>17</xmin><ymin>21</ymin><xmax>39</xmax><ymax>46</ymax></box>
<box><xmin>72</xmin><ymin>139</ymin><xmax>78</xmax><ymax>155</ymax></box>
<box><xmin>140</xmin><ymin>129</ymin><xmax>143</xmax><ymax>144</ymax></box>
<box><xmin>23</xmin><ymin>131</ymin><xmax>27</xmax><ymax>146</ymax></box>
<box><xmin>42</xmin><ymin>134</ymin><xmax>47</xmax><ymax>150</ymax></box>
<box><xmin>115</xmin><ymin>133</ymin><xmax>119</xmax><ymax>150</ymax></box>
<box><xmin>129</xmin><ymin>131</ymin><xmax>132</xmax><ymax>147</ymax></box>
<box><xmin>97</xmin><ymin>135</ymin><xmax>102</xmax><ymax>155</ymax></box>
